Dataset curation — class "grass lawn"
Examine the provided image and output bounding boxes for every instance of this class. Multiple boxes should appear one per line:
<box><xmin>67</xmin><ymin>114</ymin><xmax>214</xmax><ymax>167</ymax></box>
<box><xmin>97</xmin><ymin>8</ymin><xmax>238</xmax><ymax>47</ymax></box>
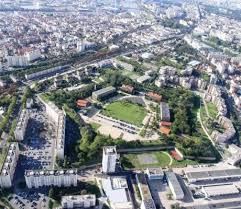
<box><xmin>206</xmin><ymin>102</ymin><xmax>218</xmax><ymax>119</ymax></box>
<box><xmin>171</xmin><ymin>159</ymin><xmax>198</xmax><ymax>168</ymax></box>
<box><xmin>90</xmin><ymin>123</ymin><xmax>101</xmax><ymax>131</ymax></box>
<box><xmin>121</xmin><ymin>70</ymin><xmax>140</xmax><ymax>80</ymax></box>
<box><xmin>121</xmin><ymin>151</ymin><xmax>171</xmax><ymax>169</ymax></box>
<box><xmin>102</xmin><ymin>101</ymin><xmax>147</xmax><ymax>126</ymax></box>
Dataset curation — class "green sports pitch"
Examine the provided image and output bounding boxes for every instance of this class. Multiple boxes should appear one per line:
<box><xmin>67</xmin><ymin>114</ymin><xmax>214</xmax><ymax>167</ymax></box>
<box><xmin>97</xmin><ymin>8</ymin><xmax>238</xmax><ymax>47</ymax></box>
<box><xmin>102</xmin><ymin>101</ymin><xmax>147</xmax><ymax>127</ymax></box>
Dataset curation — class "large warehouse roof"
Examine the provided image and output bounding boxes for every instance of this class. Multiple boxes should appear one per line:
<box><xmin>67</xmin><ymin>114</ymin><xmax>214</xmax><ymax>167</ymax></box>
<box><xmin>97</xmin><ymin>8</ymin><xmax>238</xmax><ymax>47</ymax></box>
<box><xmin>202</xmin><ymin>184</ymin><xmax>239</xmax><ymax>197</ymax></box>
<box><xmin>185</xmin><ymin>166</ymin><xmax>241</xmax><ymax>182</ymax></box>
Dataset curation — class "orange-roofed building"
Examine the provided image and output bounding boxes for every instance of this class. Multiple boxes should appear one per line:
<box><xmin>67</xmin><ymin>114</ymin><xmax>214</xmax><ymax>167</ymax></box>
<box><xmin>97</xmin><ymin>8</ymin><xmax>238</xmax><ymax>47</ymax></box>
<box><xmin>146</xmin><ymin>92</ymin><xmax>162</xmax><ymax>103</ymax></box>
<box><xmin>160</xmin><ymin>121</ymin><xmax>172</xmax><ymax>127</ymax></box>
<box><xmin>170</xmin><ymin>150</ymin><xmax>182</xmax><ymax>161</ymax></box>
<box><xmin>120</xmin><ymin>84</ymin><xmax>134</xmax><ymax>94</ymax></box>
<box><xmin>77</xmin><ymin>99</ymin><xmax>90</xmax><ymax>108</ymax></box>
<box><xmin>160</xmin><ymin>126</ymin><xmax>171</xmax><ymax>135</ymax></box>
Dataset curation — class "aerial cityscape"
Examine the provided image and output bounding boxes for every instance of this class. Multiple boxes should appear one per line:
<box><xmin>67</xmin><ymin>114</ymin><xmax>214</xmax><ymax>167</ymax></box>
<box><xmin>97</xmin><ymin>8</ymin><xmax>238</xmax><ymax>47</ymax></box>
<box><xmin>0</xmin><ymin>0</ymin><xmax>240</xmax><ymax>209</ymax></box>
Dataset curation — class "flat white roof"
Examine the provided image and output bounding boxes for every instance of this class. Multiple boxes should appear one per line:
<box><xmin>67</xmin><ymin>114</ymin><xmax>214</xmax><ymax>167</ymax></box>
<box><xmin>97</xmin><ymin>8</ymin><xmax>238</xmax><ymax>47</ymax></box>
<box><xmin>102</xmin><ymin>176</ymin><xmax>131</xmax><ymax>204</ymax></box>
<box><xmin>185</xmin><ymin>165</ymin><xmax>241</xmax><ymax>182</ymax></box>
<box><xmin>203</xmin><ymin>184</ymin><xmax>239</xmax><ymax>197</ymax></box>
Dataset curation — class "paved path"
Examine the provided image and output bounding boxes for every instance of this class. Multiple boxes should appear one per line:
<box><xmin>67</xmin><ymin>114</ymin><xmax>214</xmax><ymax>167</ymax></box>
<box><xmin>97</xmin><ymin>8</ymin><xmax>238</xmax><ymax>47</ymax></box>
<box><xmin>197</xmin><ymin>110</ymin><xmax>223</xmax><ymax>159</ymax></box>
<box><xmin>163</xmin><ymin>151</ymin><xmax>173</xmax><ymax>166</ymax></box>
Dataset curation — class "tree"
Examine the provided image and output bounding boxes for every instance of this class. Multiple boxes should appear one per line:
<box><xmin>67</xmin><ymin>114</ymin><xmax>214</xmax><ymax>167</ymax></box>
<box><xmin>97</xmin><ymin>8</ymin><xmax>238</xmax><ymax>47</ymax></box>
<box><xmin>63</xmin><ymin>156</ymin><xmax>68</xmax><ymax>168</ymax></box>
<box><xmin>48</xmin><ymin>188</ymin><xmax>54</xmax><ymax>199</ymax></box>
<box><xmin>48</xmin><ymin>200</ymin><xmax>53</xmax><ymax>209</ymax></box>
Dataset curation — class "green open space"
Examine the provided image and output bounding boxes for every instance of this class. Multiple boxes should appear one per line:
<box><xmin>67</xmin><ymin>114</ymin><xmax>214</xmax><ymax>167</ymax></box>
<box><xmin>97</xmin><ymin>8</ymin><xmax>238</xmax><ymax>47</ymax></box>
<box><xmin>102</xmin><ymin>101</ymin><xmax>147</xmax><ymax>127</ymax></box>
<box><xmin>121</xmin><ymin>70</ymin><xmax>140</xmax><ymax>80</ymax></box>
<box><xmin>121</xmin><ymin>151</ymin><xmax>171</xmax><ymax>169</ymax></box>
<box><xmin>171</xmin><ymin>159</ymin><xmax>198</xmax><ymax>168</ymax></box>
<box><xmin>206</xmin><ymin>102</ymin><xmax>218</xmax><ymax>119</ymax></box>
<box><xmin>90</xmin><ymin>123</ymin><xmax>101</xmax><ymax>132</ymax></box>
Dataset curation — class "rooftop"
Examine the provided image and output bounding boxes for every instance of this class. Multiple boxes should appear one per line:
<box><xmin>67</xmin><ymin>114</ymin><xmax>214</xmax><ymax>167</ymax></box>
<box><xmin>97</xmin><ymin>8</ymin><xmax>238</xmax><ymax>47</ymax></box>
<box><xmin>166</xmin><ymin>172</ymin><xmax>184</xmax><ymax>197</ymax></box>
<box><xmin>103</xmin><ymin>146</ymin><xmax>117</xmax><ymax>155</ymax></box>
<box><xmin>102</xmin><ymin>176</ymin><xmax>132</xmax><ymax>204</ymax></box>
<box><xmin>92</xmin><ymin>86</ymin><xmax>116</xmax><ymax>96</ymax></box>
<box><xmin>185</xmin><ymin>165</ymin><xmax>241</xmax><ymax>182</ymax></box>
<box><xmin>202</xmin><ymin>184</ymin><xmax>239</xmax><ymax>197</ymax></box>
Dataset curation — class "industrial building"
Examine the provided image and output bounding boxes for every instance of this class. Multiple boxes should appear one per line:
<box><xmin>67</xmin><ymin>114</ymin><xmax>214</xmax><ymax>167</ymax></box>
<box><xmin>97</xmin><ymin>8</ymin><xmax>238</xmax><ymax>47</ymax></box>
<box><xmin>101</xmin><ymin>176</ymin><xmax>133</xmax><ymax>209</ymax></box>
<box><xmin>61</xmin><ymin>195</ymin><xmax>96</xmax><ymax>209</ymax></box>
<box><xmin>92</xmin><ymin>86</ymin><xmax>116</xmax><ymax>101</ymax></box>
<box><xmin>165</xmin><ymin>171</ymin><xmax>184</xmax><ymax>200</ymax></box>
<box><xmin>185</xmin><ymin>165</ymin><xmax>241</xmax><ymax>183</ymax></box>
<box><xmin>102</xmin><ymin>146</ymin><xmax>117</xmax><ymax>174</ymax></box>
<box><xmin>14</xmin><ymin>109</ymin><xmax>29</xmax><ymax>141</ymax></box>
<box><xmin>136</xmin><ymin>173</ymin><xmax>156</xmax><ymax>209</ymax></box>
<box><xmin>160</xmin><ymin>102</ymin><xmax>170</xmax><ymax>122</ymax></box>
<box><xmin>0</xmin><ymin>143</ymin><xmax>19</xmax><ymax>188</ymax></box>
<box><xmin>25</xmin><ymin>169</ymin><xmax>77</xmax><ymax>189</ymax></box>
<box><xmin>201</xmin><ymin>184</ymin><xmax>240</xmax><ymax>198</ymax></box>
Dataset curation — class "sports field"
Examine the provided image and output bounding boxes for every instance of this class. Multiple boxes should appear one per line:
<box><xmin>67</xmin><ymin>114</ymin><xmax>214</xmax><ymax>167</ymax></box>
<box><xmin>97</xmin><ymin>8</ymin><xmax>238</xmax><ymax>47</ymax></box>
<box><xmin>102</xmin><ymin>101</ymin><xmax>147</xmax><ymax>126</ymax></box>
<box><xmin>121</xmin><ymin>152</ymin><xmax>171</xmax><ymax>169</ymax></box>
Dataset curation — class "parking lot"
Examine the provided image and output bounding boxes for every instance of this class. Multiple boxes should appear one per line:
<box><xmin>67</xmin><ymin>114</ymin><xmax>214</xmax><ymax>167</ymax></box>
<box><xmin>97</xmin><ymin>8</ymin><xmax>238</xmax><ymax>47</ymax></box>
<box><xmin>9</xmin><ymin>190</ymin><xmax>48</xmax><ymax>209</ymax></box>
<box><xmin>20</xmin><ymin>108</ymin><xmax>55</xmax><ymax>170</ymax></box>
<box><xmin>13</xmin><ymin>104</ymin><xmax>56</xmax><ymax>209</ymax></box>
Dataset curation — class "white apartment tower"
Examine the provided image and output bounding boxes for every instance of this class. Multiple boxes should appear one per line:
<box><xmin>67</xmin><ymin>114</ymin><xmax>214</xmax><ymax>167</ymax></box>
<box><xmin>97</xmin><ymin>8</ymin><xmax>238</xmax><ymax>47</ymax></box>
<box><xmin>14</xmin><ymin>109</ymin><xmax>29</xmax><ymax>141</ymax></box>
<box><xmin>25</xmin><ymin>169</ymin><xmax>77</xmax><ymax>189</ymax></box>
<box><xmin>102</xmin><ymin>146</ymin><xmax>117</xmax><ymax>174</ymax></box>
<box><xmin>0</xmin><ymin>143</ymin><xmax>19</xmax><ymax>188</ymax></box>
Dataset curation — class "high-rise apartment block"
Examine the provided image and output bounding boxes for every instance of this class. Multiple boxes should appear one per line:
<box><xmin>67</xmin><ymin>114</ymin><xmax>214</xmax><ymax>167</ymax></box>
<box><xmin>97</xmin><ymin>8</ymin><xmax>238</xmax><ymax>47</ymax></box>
<box><xmin>102</xmin><ymin>146</ymin><xmax>117</xmax><ymax>173</ymax></box>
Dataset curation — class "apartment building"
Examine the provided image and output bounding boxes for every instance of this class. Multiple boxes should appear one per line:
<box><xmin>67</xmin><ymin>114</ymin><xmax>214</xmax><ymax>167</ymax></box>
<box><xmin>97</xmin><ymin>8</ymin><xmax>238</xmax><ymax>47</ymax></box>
<box><xmin>62</xmin><ymin>195</ymin><xmax>96</xmax><ymax>209</ymax></box>
<box><xmin>45</xmin><ymin>101</ymin><xmax>66</xmax><ymax>160</ymax></box>
<box><xmin>14</xmin><ymin>109</ymin><xmax>29</xmax><ymax>141</ymax></box>
<box><xmin>25</xmin><ymin>169</ymin><xmax>77</xmax><ymax>189</ymax></box>
<box><xmin>160</xmin><ymin>102</ymin><xmax>170</xmax><ymax>122</ymax></box>
<box><xmin>102</xmin><ymin>146</ymin><xmax>117</xmax><ymax>174</ymax></box>
<box><xmin>0</xmin><ymin>143</ymin><xmax>19</xmax><ymax>188</ymax></box>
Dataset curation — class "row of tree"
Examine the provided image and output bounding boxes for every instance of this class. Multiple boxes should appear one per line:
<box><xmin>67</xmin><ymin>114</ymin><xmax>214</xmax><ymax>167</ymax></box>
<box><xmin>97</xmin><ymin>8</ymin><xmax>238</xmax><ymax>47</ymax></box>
<box><xmin>0</xmin><ymin>96</ymin><xmax>17</xmax><ymax>135</ymax></box>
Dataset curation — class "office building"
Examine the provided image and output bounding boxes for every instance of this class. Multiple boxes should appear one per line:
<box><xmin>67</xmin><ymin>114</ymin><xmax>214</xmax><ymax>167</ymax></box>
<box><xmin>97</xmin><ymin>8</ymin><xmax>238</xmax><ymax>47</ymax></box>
<box><xmin>14</xmin><ymin>109</ymin><xmax>29</xmax><ymax>141</ymax></box>
<box><xmin>102</xmin><ymin>146</ymin><xmax>117</xmax><ymax>174</ymax></box>
<box><xmin>165</xmin><ymin>171</ymin><xmax>184</xmax><ymax>200</ymax></box>
<box><xmin>25</xmin><ymin>169</ymin><xmax>77</xmax><ymax>189</ymax></box>
<box><xmin>92</xmin><ymin>86</ymin><xmax>116</xmax><ymax>101</ymax></box>
<box><xmin>0</xmin><ymin>143</ymin><xmax>19</xmax><ymax>188</ymax></box>
<box><xmin>61</xmin><ymin>195</ymin><xmax>96</xmax><ymax>209</ymax></box>
<box><xmin>136</xmin><ymin>173</ymin><xmax>156</xmax><ymax>209</ymax></box>
<box><xmin>160</xmin><ymin>102</ymin><xmax>170</xmax><ymax>122</ymax></box>
<box><xmin>102</xmin><ymin>176</ymin><xmax>133</xmax><ymax>209</ymax></box>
